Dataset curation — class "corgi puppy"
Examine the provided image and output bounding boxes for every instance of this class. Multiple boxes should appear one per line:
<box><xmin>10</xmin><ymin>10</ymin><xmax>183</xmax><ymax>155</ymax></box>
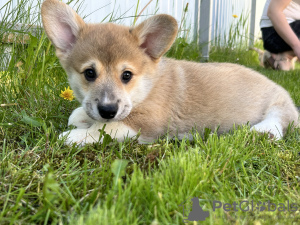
<box><xmin>250</xmin><ymin>47</ymin><xmax>297</xmax><ymax>71</ymax></box>
<box><xmin>41</xmin><ymin>0</ymin><xmax>299</xmax><ymax>145</ymax></box>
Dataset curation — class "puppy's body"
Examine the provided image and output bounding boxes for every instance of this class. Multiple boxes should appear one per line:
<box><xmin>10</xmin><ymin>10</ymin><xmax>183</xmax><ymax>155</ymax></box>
<box><xmin>125</xmin><ymin>59</ymin><xmax>296</xmax><ymax>138</ymax></box>
<box><xmin>42</xmin><ymin>0</ymin><xmax>299</xmax><ymax>145</ymax></box>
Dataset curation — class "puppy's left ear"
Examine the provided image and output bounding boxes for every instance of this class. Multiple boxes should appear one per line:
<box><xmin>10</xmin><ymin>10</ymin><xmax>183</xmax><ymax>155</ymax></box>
<box><xmin>132</xmin><ymin>14</ymin><xmax>178</xmax><ymax>60</ymax></box>
<box><xmin>41</xmin><ymin>0</ymin><xmax>85</xmax><ymax>60</ymax></box>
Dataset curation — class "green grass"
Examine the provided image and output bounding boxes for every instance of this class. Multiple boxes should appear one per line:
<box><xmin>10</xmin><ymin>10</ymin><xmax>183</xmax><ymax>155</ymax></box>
<box><xmin>1</xmin><ymin>1</ymin><xmax>300</xmax><ymax>225</ymax></box>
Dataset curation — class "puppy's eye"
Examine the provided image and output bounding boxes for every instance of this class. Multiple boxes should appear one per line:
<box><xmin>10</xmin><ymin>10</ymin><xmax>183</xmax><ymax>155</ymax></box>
<box><xmin>84</xmin><ymin>68</ymin><xmax>97</xmax><ymax>81</ymax></box>
<box><xmin>121</xmin><ymin>71</ymin><xmax>132</xmax><ymax>83</ymax></box>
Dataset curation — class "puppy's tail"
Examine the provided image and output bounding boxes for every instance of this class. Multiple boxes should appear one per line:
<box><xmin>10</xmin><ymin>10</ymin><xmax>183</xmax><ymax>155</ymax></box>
<box><xmin>249</xmin><ymin>47</ymin><xmax>264</xmax><ymax>54</ymax></box>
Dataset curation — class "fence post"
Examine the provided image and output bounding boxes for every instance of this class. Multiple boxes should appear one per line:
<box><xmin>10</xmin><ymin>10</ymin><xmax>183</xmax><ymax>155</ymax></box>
<box><xmin>198</xmin><ymin>0</ymin><xmax>212</xmax><ymax>61</ymax></box>
<box><xmin>193</xmin><ymin>0</ymin><xmax>199</xmax><ymax>42</ymax></box>
<box><xmin>249</xmin><ymin>0</ymin><xmax>256</xmax><ymax>47</ymax></box>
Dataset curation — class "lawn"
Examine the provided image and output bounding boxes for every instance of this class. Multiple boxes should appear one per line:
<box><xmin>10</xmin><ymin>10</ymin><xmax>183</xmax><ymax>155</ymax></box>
<box><xmin>1</xmin><ymin>1</ymin><xmax>300</xmax><ymax>225</ymax></box>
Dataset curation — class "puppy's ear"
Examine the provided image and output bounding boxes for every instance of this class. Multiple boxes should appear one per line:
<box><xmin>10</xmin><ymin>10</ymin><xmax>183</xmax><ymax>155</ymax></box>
<box><xmin>41</xmin><ymin>0</ymin><xmax>85</xmax><ymax>59</ymax></box>
<box><xmin>291</xmin><ymin>57</ymin><xmax>297</xmax><ymax>70</ymax></box>
<box><xmin>132</xmin><ymin>14</ymin><xmax>178</xmax><ymax>60</ymax></box>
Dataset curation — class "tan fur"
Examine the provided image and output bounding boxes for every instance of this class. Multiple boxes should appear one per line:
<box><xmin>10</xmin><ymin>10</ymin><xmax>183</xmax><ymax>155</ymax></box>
<box><xmin>41</xmin><ymin>0</ymin><xmax>299</xmax><ymax>144</ymax></box>
<box><xmin>124</xmin><ymin>60</ymin><xmax>298</xmax><ymax>139</ymax></box>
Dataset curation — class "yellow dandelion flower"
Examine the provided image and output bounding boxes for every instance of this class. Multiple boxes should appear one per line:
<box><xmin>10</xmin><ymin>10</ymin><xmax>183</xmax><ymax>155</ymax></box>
<box><xmin>158</xmin><ymin>192</ymin><xmax>163</xmax><ymax>200</ymax></box>
<box><xmin>233</xmin><ymin>14</ymin><xmax>238</xmax><ymax>18</ymax></box>
<box><xmin>60</xmin><ymin>86</ymin><xmax>74</xmax><ymax>101</ymax></box>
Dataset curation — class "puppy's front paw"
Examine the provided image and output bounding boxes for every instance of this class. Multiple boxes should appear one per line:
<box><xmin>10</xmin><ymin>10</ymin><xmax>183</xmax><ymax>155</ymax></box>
<box><xmin>59</xmin><ymin>121</ymin><xmax>139</xmax><ymax>146</ymax></box>
<box><xmin>68</xmin><ymin>107</ymin><xmax>95</xmax><ymax>129</ymax></box>
<box><xmin>59</xmin><ymin>128</ymin><xmax>100</xmax><ymax>146</ymax></box>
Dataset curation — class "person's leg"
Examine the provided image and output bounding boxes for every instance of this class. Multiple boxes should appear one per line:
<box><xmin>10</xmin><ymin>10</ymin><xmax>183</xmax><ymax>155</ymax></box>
<box><xmin>261</xmin><ymin>20</ymin><xmax>300</xmax><ymax>54</ymax></box>
<box><xmin>262</xmin><ymin>28</ymin><xmax>288</xmax><ymax>53</ymax></box>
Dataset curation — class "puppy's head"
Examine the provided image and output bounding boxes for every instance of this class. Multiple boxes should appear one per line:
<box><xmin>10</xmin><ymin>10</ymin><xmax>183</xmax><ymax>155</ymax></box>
<box><xmin>41</xmin><ymin>0</ymin><xmax>178</xmax><ymax>122</ymax></box>
<box><xmin>262</xmin><ymin>51</ymin><xmax>296</xmax><ymax>71</ymax></box>
<box><xmin>273</xmin><ymin>54</ymin><xmax>297</xmax><ymax>71</ymax></box>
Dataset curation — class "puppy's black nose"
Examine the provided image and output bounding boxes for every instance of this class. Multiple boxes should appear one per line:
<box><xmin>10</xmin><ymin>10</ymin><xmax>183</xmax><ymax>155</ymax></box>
<box><xmin>98</xmin><ymin>104</ymin><xmax>118</xmax><ymax>119</ymax></box>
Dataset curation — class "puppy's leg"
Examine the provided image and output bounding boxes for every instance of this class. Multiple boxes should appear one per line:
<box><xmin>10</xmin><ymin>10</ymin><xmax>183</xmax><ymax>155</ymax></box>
<box><xmin>68</xmin><ymin>107</ymin><xmax>95</xmax><ymax>129</ymax></box>
<box><xmin>251</xmin><ymin>104</ymin><xmax>298</xmax><ymax>139</ymax></box>
<box><xmin>251</xmin><ymin>107</ymin><xmax>283</xmax><ymax>139</ymax></box>
<box><xmin>60</xmin><ymin>121</ymin><xmax>137</xmax><ymax>146</ymax></box>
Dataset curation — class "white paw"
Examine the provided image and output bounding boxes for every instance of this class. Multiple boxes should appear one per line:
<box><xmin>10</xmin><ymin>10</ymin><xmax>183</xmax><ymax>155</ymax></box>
<box><xmin>251</xmin><ymin>122</ymin><xmax>283</xmax><ymax>140</ymax></box>
<box><xmin>68</xmin><ymin>107</ymin><xmax>95</xmax><ymax>129</ymax></box>
<box><xmin>59</xmin><ymin>121</ymin><xmax>138</xmax><ymax>146</ymax></box>
<box><xmin>59</xmin><ymin>128</ymin><xmax>100</xmax><ymax>146</ymax></box>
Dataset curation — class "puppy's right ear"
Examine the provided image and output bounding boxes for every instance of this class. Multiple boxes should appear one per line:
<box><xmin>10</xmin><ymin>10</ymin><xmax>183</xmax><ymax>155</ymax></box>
<box><xmin>41</xmin><ymin>0</ymin><xmax>85</xmax><ymax>60</ymax></box>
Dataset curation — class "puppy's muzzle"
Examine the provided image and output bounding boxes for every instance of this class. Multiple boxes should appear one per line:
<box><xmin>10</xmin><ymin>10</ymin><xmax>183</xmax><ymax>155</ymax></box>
<box><xmin>98</xmin><ymin>103</ymin><xmax>118</xmax><ymax>119</ymax></box>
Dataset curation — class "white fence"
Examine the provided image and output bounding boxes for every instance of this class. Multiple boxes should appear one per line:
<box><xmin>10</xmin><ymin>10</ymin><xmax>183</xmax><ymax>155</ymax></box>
<box><xmin>0</xmin><ymin>0</ymin><xmax>265</xmax><ymax>60</ymax></box>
